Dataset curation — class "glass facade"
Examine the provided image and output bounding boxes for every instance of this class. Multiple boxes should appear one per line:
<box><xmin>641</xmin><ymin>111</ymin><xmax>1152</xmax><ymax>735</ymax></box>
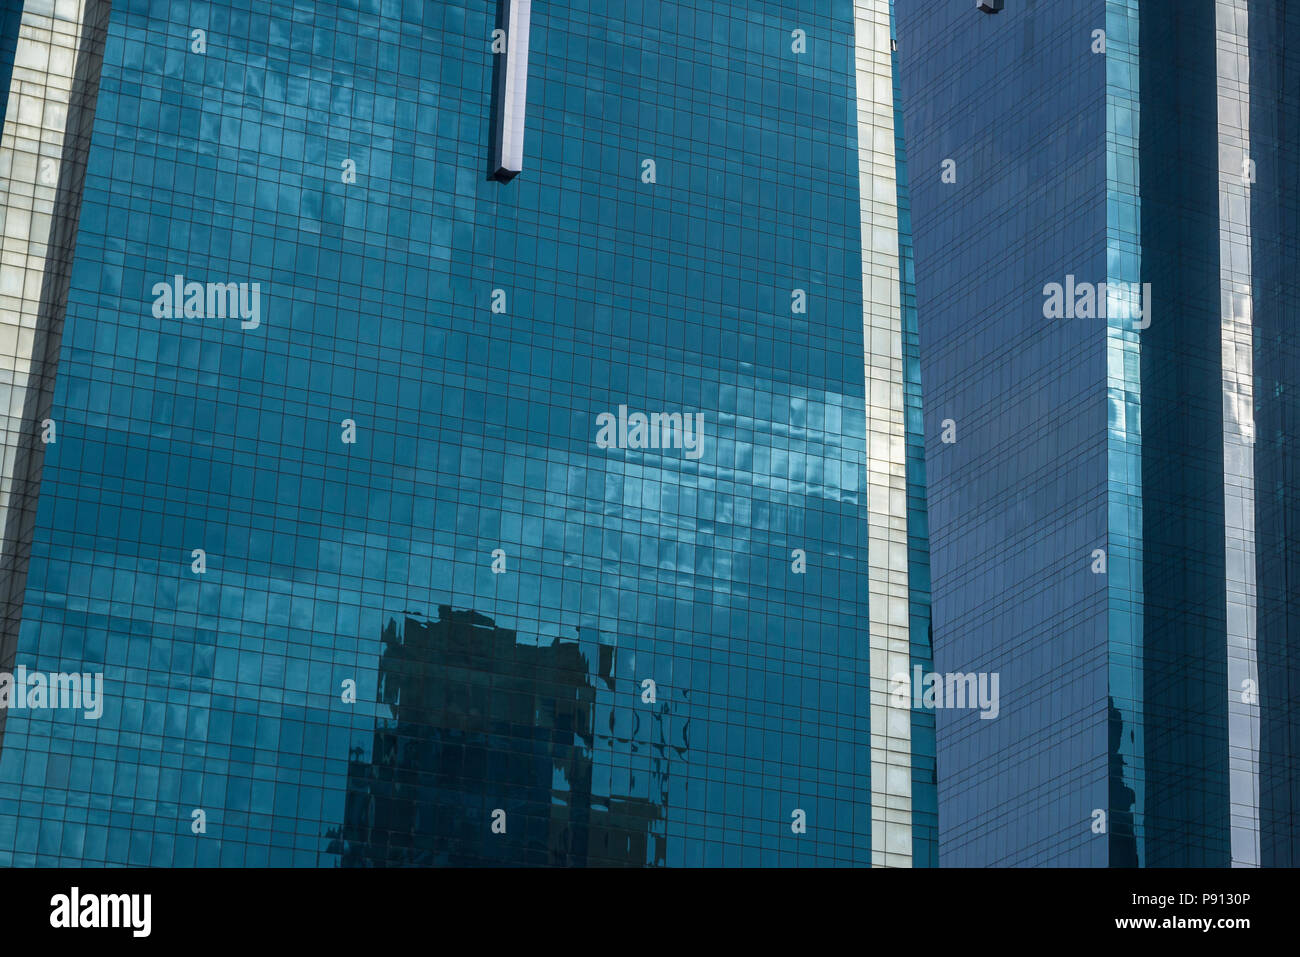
<box><xmin>899</xmin><ymin>0</ymin><xmax>1112</xmax><ymax>867</ymax></box>
<box><xmin>1247</xmin><ymin>0</ymin><xmax>1300</xmax><ymax>870</ymax></box>
<box><xmin>0</xmin><ymin>0</ymin><xmax>935</xmax><ymax>867</ymax></box>
<box><xmin>900</xmin><ymin>0</ymin><xmax>1297</xmax><ymax>867</ymax></box>
<box><xmin>16</xmin><ymin>0</ymin><xmax>1290</xmax><ymax>873</ymax></box>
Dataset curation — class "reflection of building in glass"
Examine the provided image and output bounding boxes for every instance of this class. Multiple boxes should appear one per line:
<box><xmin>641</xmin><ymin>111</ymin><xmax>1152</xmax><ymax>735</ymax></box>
<box><xmin>328</xmin><ymin>607</ymin><xmax>675</xmax><ymax>866</ymax></box>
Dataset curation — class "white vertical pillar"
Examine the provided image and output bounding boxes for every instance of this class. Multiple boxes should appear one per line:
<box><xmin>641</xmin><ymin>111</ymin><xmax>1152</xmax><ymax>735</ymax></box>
<box><xmin>853</xmin><ymin>0</ymin><xmax>912</xmax><ymax>868</ymax></box>
<box><xmin>1214</xmin><ymin>0</ymin><xmax>1261</xmax><ymax>869</ymax></box>
<box><xmin>0</xmin><ymin>0</ymin><xmax>91</xmax><ymax>578</ymax></box>
<box><xmin>491</xmin><ymin>0</ymin><xmax>530</xmax><ymax>180</ymax></box>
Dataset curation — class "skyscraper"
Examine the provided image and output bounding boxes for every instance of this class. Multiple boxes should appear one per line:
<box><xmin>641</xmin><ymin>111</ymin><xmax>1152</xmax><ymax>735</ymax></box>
<box><xmin>898</xmin><ymin>0</ymin><xmax>1298</xmax><ymax>866</ymax></box>
<box><xmin>0</xmin><ymin>0</ymin><xmax>935</xmax><ymax>867</ymax></box>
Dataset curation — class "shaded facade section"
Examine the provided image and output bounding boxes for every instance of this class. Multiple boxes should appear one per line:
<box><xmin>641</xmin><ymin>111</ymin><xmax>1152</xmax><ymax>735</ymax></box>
<box><xmin>1249</xmin><ymin>0</ymin><xmax>1300</xmax><ymax>869</ymax></box>
<box><xmin>897</xmin><ymin>0</ymin><xmax>1111</xmax><ymax>866</ymax></box>
<box><xmin>1137</xmin><ymin>0</ymin><xmax>1232</xmax><ymax>866</ymax></box>
<box><xmin>328</xmin><ymin>607</ymin><xmax>675</xmax><ymax>867</ymax></box>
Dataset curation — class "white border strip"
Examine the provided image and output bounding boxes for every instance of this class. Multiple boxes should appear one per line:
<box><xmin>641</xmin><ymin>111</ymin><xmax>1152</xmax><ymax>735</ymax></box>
<box><xmin>0</xmin><ymin>0</ymin><xmax>90</xmax><ymax>574</ymax></box>
<box><xmin>854</xmin><ymin>0</ymin><xmax>912</xmax><ymax>868</ymax></box>
<box><xmin>1215</xmin><ymin>0</ymin><xmax>1261</xmax><ymax>869</ymax></box>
